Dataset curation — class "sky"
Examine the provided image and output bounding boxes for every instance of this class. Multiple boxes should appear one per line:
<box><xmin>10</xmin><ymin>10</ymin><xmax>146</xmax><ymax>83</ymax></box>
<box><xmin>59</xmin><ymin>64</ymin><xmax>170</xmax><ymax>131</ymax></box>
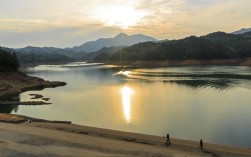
<box><xmin>0</xmin><ymin>0</ymin><xmax>251</xmax><ymax>48</ymax></box>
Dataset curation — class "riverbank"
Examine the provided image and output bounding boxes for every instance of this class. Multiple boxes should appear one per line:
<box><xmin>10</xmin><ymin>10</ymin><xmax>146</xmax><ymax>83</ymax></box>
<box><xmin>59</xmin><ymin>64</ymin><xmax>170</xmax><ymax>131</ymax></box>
<box><xmin>0</xmin><ymin>115</ymin><xmax>250</xmax><ymax>157</ymax></box>
<box><xmin>0</xmin><ymin>71</ymin><xmax>66</xmax><ymax>101</ymax></box>
<box><xmin>105</xmin><ymin>58</ymin><xmax>251</xmax><ymax>68</ymax></box>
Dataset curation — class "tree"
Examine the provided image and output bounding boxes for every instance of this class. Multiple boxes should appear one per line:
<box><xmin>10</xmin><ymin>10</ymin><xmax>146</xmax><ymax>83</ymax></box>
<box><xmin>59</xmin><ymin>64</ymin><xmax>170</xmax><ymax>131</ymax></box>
<box><xmin>0</xmin><ymin>46</ymin><xmax>20</xmax><ymax>72</ymax></box>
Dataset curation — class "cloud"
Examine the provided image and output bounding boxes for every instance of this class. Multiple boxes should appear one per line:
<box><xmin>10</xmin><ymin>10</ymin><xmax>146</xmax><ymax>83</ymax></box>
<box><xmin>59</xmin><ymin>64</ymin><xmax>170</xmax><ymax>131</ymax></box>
<box><xmin>175</xmin><ymin>0</ymin><xmax>251</xmax><ymax>34</ymax></box>
<box><xmin>0</xmin><ymin>0</ymin><xmax>251</xmax><ymax>47</ymax></box>
<box><xmin>0</xmin><ymin>24</ymin><xmax>123</xmax><ymax>48</ymax></box>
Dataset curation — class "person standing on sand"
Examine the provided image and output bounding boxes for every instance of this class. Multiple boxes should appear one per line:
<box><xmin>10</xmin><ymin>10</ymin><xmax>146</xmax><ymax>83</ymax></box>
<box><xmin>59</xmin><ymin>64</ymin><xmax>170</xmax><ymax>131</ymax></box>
<box><xmin>200</xmin><ymin>139</ymin><xmax>203</xmax><ymax>149</ymax></box>
<box><xmin>27</xmin><ymin>119</ymin><xmax>32</xmax><ymax>124</ymax></box>
<box><xmin>166</xmin><ymin>134</ymin><xmax>171</xmax><ymax>145</ymax></box>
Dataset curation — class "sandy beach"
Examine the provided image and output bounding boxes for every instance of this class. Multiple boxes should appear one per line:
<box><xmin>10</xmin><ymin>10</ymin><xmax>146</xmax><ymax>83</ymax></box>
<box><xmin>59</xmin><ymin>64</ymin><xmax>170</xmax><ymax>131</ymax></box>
<box><xmin>0</xmin><ymin>119</ymin><xmax>250</xmax><ymax>157</ymax></box>
<box><xmin>1</xmin><ymin>71</ymin><xmax>251</xmax><ymax>156</ymax></box>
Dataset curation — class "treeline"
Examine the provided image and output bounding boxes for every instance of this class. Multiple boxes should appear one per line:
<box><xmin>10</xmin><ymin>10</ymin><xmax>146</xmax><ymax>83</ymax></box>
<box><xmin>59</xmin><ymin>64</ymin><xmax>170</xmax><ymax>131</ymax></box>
<box><xmin>16</xmin><ymin>53</ymin><xmax>74</xmax><ymax>65</ymax></box>
<box><xmin>97</xmin><ymin>31</ymin><xmax>251</xmax><ymax>61</ymax></box>
<box><xmin>0</xmin><ymin>46</ymin><xmax>20</xmax><ymax>72</ymax></box>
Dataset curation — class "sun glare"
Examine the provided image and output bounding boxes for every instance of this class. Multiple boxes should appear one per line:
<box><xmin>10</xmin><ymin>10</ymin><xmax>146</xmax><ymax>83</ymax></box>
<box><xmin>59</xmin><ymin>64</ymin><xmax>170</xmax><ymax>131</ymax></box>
<box><xmin>98</xmin><ymin>6</ymin><xmax>145</xmax><ymax>29</ymax></box>
<box><xmin>117</xmin><ymin>70</ymin><xmax>131</xmax><ymax>76</ymax></box>
<box><xmin>121</xmin><ymin>85</ymin><xmax>133</xmax><ymax>123</ymax></box>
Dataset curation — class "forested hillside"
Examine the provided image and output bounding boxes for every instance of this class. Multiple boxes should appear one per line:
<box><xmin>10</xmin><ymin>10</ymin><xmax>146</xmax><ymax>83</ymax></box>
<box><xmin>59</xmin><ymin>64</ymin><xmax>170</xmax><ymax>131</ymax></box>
<box><xmin>203</xmin><ymin>32</ymin><xmax>251</xmax><ymax>58</ymax></box>
<box><xmin>0</xmin><ymin>47</ymin><xmax>20</xmax><ymax>72</ymax></box>
<box><xmin>16</xmin><ymin>53</ymin><xmax>74</xmax><ymax>65</ymax></box>
<box><xmin>108</xmin><ymin>32</ymin><xmax>251</xmax><ymax>61</ymax></box>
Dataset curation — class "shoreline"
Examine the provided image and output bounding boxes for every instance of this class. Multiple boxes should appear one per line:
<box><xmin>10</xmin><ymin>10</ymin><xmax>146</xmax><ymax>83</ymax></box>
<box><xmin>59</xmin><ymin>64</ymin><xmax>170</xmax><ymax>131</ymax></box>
<box><xmin>104</xmin><ymin>58</ymin><xmax>251</xmax><ymax>68</ymax></box>
<box><xmin>19</xmin><ymin>58</ymin><xmax>251</xmax><ymax>69</ymax></box>
<box><xmin>0</xmin><ymin>115</ymin><xmax>250</xmax><ymax>156</ymax></box>
<box><xmin>0</xmin><ymin>113</ymin><xmax>71</xmax><ymax>124</ymax></box>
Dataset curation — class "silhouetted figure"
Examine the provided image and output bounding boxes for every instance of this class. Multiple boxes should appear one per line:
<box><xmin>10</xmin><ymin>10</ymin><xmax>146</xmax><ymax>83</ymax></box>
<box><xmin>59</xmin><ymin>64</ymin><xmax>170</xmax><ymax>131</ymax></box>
<box><xmin>200</xmin><ymin>139</ymin><xmax>203</xmax><ymax>149</ymax></box>
<box><xmin>27</xmin><ymin>119</ymin><xmax>32</xmax><ymax>124</ymax></box>
<box><xmin>166</xmin><ymin>134</ymin><xmax>171</xmax><ymax>145</ymax></box>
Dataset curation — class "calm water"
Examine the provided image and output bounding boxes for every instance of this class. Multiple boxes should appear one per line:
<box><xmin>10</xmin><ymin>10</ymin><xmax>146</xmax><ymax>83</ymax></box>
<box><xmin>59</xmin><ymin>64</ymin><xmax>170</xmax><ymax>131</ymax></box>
<box><xmin>3</xmin><ymin>62</ymin><xmax>251</xmax><ymax>147</ymax></box>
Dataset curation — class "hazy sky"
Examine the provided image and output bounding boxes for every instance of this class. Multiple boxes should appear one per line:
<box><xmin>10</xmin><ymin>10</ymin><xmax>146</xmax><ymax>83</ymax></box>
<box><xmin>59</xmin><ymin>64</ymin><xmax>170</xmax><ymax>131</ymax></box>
<box><xmin>0</xmin><ymin>0</ymin><xmax>250</xmax><ymax>48</ymax></box>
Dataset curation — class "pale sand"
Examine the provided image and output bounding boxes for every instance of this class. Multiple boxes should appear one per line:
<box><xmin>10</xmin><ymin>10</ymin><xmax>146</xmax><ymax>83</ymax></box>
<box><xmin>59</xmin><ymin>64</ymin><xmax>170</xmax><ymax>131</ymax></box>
<box><xmin>0</xmin><ymin>122</ymin><xmax>250</xmax><ymax>157</ymax></box>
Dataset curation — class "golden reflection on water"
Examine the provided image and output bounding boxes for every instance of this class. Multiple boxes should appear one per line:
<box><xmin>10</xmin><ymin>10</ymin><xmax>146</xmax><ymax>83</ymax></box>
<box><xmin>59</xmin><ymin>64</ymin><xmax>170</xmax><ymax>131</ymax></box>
<box><xmin>121</xmin><ymin>85</ymin><xmax>133</xmax><ymax>123</ymax></box>
<box><xmin>117</xmin><ymin>70</ymin><xmax>131</xmax><ymax>76</ymax></box>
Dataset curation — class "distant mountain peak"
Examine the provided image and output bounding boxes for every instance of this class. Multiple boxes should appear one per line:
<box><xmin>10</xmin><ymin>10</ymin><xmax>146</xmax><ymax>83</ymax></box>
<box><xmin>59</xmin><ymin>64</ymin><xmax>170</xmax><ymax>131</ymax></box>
<box><xmin>231</xmin><ymin>28</ymin><xmax>251</xmax><ymax>34</ymax></box>
<box><xmin>114</xmin><ymin>33</ymin><xmax>129</xmax><ymax>38</ymax></box>
<box><xmin>71</xmin><ymin>33</ymin><xmax>157</xmax><ymax>52</ymax></box>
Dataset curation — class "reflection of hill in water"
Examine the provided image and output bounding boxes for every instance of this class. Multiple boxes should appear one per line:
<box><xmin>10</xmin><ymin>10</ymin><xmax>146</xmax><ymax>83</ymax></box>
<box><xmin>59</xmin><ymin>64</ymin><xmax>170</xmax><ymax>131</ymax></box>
<box><xmin>129</xmin><ymin>71</ymin><xmax>251</xmax><ymax>79</ymax></box>
<box><xmin>114</xmin><ymin>70</ymin><xmax>251</xmax><ymax>90</ymax></box>
<box><xmin>0</xmin><ymin>95</ymin><xmax>19</xmax><ymax>113</ymax></box>
<box><xmin>0</xmin><ymin>105</ymin><xmax>18</xmax><ymax>114</ymax></box>
<box><xmin>165</xmin><ymin>79</ymin><xmax>236</xmax><ymax>90</ymax></box>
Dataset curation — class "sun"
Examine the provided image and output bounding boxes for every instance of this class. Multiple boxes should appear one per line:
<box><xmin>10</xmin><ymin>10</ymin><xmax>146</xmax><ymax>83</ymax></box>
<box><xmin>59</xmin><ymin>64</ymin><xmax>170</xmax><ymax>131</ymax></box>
<box><xmin>98</xmin><ymin>6</ymin><xmax>145</xmax><ymax>29</ymax></box>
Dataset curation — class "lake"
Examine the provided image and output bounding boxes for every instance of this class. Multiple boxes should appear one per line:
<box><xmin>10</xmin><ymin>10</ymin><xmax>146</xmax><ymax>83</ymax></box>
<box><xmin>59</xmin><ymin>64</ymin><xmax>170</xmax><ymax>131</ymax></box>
<box><xmin>4</xmin><ymin>62</ymin><xmax>251</xmax><ymax>148</ymax></box>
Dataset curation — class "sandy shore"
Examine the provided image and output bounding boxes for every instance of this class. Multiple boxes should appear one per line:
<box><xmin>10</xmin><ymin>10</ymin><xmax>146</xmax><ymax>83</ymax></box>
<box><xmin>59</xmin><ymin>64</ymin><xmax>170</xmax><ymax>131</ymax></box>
<box><xmin>0</xmin><ymin>120</ymin><xmax>250</xmax><ymax>157</ymax></box>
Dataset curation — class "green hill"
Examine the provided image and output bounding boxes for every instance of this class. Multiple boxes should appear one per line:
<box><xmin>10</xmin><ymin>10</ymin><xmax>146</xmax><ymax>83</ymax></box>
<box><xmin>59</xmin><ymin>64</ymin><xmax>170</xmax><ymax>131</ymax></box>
<box><xmin>0</xmin><ymin>47</ymin><xmax>20</xmax><ymax>72</ymax></box>
<box><xmin>108</xmin><ymin>32</ymin><xmax>251</xmax><ymax>61</ymax></box>
<box><xmin>16</xmin><ymin>52</ymin><xmax>74</xmax><ymax>65</ymax></box>
<box><xmin>93</xmin><ymin>46</ymin><xmax>124</xmax><ymax>61</ymax></box>
<box><xmin>203</xmin><ymin>32</ymin><xmax>251</xmax><ymax>57</ymax></box>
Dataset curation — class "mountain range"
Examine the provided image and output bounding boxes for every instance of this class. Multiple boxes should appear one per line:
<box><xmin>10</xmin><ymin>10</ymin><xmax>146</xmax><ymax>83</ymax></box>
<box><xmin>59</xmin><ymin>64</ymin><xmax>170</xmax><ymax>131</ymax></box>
<box><xmin>14</xmin><ymin>28</ymin><xmax>251</xmax><ymax>64</ymax></box>
<box><xmin>231</xmin><ymin>28</ymin><xmax>251</xmax><ymax>35</ymax></box>
<box><xmin>15</xmin><ymin>33</ymin><xmax>156</xmax><ymax>64</ymax></box>
<box><xmin>70</xmin><ymin>33</ymin><xmax>156</xmax><ymax>52</ymax></box>
<box><xmin>109</xmin><ymin>31</ymin><xmax>251</xmax><ymax>61</ymax></box>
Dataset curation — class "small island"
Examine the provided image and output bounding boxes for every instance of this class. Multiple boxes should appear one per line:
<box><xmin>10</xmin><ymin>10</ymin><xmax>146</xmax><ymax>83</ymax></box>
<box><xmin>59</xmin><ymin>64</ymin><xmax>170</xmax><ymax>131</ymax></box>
<box><xmin>0</xmin><ymin>47</ymin><xmax>66</xmax><ymax>106</ymax></box>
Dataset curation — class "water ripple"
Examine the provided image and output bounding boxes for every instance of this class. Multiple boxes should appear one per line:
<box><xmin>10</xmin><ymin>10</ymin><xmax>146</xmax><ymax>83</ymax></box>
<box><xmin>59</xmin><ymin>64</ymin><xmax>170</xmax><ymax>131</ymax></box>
<box><xmin>113</xmin><ymin>70</ymin><xmax>247</xmax><ymax>90</ymax></box>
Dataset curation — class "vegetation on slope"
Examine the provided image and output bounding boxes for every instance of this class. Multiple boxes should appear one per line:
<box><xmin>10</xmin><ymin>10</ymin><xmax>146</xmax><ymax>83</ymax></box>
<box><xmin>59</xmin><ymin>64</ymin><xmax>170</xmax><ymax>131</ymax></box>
<box><xmin>108</xmin><ymin>32</ymin><xmax>251</xmax><ymax>61</ymax></box>
<box><xmin>203</xmin><ymin>32</ymin><xmax>251</xmax><ymax>58</ymax></box>
<box><xmin>0</xmin><ymin>47</ymin><xmax>20</xmax><ymax>72</ymax></box>
<box><xmin>16</xmin><ymin>52</ymin><xmax>74</xmax><ymax>65</ymax></box>
<box><xmin>84</xmin><ymin>46</ymin><xmax>123</xmax><ymax>61</ymax></box>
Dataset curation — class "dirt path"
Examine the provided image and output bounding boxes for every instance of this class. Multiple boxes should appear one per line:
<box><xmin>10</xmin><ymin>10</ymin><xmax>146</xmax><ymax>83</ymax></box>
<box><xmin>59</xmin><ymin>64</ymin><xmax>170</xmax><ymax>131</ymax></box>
<box><xmin>0</xmin><ymin>122</ymin><xmax>250</xmax><ymax>157</ymax></box>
